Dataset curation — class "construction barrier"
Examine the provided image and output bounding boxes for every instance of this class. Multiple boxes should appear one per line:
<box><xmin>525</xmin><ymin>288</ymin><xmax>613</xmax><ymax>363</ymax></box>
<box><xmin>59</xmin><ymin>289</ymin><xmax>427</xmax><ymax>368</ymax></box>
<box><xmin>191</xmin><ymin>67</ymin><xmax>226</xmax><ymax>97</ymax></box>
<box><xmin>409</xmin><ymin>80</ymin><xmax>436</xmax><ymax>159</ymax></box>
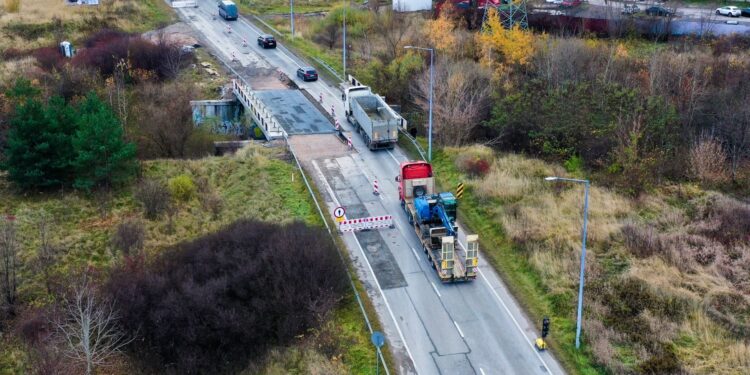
<box><xmin>340</xmin><ymin>216</ymin><xmax>393</xmax><ymax>232</ymax></box>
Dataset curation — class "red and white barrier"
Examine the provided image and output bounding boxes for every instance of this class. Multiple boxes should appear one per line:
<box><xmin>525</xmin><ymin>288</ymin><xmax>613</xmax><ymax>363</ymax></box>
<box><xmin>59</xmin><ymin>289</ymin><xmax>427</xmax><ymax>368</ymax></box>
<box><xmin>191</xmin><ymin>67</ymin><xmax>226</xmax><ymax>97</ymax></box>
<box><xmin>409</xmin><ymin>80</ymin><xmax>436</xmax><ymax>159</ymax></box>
<box><xmin>340</xmin><ymin>216</ymin><xmax>393</xmax><ymax>232</ymax></box>
<box><xmin>347</xmin><ymin>136</ymin><xmax>353</xmax><ymax>150</ymax></box>
<box><xmin>242</xmin><ymin>38</ymin><xmax>247</xmax><ymax>47</ymax></box>
<box><xmin>373</xmin><ymin>179</ymin><xmax>379</xmax><ymax>195</ymax></box>
<box><xmin>335</xmin><ymin>119</ymin><xmax>340</xmax><ymax>131</ymax></box>
<box><xmin>231</xmin><ymin>51</ymin><xmax>237</xmax><ymax>61</ymax></box>
<box><xmin>331</xmin><ymin>105</ymin><xmax>335</xmax><ymax>117</ymax></box>
<box><xmin>226</xmin><ymin>26</ymin><xmax>232</xmax><ymax>34</ymax></box>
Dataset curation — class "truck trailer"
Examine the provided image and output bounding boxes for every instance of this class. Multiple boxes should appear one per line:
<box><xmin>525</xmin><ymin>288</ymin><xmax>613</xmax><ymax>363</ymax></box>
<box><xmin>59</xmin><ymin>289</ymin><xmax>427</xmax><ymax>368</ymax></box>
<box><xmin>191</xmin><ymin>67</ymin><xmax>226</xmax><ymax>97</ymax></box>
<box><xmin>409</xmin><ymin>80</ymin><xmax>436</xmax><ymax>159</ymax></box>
<box><xmin>396</xmin><ymin>161</ymin><xmax>478</xmax><ymax>282</ymax></box>
<box><xmin>342</xmin><ymin>77</ymin><xmax>403</xmax><ymax>150</ymax></box>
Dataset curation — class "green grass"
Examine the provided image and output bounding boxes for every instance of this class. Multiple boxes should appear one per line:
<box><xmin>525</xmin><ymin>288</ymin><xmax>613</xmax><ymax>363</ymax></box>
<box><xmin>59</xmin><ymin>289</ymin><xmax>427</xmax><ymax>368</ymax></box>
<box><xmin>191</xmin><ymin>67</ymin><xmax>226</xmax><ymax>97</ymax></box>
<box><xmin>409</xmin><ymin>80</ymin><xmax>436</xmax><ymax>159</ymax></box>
<box><xmin>0</xmin><ymin>144</ymin><xmax>382</xmax><ymax>374</ymax></box>
<box><xmin>235</xmin><ymin>0</ymin><xmax>366</xmax><ymax>15</ymax></box>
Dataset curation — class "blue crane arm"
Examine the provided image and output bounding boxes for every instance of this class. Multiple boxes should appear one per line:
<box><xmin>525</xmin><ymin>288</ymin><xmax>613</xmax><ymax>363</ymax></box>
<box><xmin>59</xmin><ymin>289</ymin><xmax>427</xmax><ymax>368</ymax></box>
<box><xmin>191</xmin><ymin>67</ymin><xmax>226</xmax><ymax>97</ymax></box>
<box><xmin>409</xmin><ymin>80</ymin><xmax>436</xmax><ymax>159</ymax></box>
<box><xmin>434</xmin><ymin>203</ymin><xmax>456</xmax><ymax>237</ymax></box>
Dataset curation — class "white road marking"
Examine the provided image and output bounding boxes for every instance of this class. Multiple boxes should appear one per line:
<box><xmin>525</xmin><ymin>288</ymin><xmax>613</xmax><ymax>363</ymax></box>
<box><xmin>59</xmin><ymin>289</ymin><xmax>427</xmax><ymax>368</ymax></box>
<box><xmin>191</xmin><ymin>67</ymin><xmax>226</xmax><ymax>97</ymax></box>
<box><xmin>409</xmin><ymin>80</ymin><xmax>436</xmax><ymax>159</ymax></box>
<box><xmin>480</xmin><ymin>368</ymin><xmax>487</xmax><ymax>375</ymax></box>
<box><xmin>453</xmin><ymin>320</ymin><xmax>465</xmax><ymax>338</ymax></box>
<box><xmin>457</xmin><ymin>238</ymin><xmax>554</xmax><ymax>374</ymax></box>
<box><xmin>430</xmin><ymin>281</ymin><xmax>442</xmax><ymax>298</ymax></box>
<box><xmin>311</xmin><ymin>160</ymin><xmax>417</xmax><ymax>373</ymax></box>
<box><xmin>411</xmin><ymin>247</ymin><xmax>420</xmax><ymax>262</ymax></box>
<box><xmin>387</xmin><ymin>149</ymin><xmax>401</xmax><ymax>165</ymax></box>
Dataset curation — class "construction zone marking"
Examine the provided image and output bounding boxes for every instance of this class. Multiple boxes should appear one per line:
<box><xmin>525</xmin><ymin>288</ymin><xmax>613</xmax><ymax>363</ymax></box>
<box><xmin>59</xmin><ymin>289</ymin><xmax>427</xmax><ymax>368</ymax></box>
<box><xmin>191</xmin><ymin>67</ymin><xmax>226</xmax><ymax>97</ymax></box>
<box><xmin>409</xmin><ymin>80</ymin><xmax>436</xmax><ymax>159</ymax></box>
<box><xmin>339</xmin><ymin>216</ymin><xmax>393</xmax><ymax>232</ymax></box>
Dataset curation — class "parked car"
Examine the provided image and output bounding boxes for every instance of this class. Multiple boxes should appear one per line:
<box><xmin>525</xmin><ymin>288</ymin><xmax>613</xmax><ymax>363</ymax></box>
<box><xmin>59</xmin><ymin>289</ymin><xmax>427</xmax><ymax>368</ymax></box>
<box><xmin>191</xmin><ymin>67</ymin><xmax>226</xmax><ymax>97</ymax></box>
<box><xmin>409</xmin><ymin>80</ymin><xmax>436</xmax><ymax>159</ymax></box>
<box><xmin>545</xmin><ymin>0</ymin><xmax>563</xmax><ymax>4</ymax></box>
<box><xmin>716</xmin><ymin>6</ymin><xmax>741</xmax><ymax>17</ymax></box>
<box><xmin>645</xmin><ymin>5</ymin><xmax>675</xmax><ymax>16</ymax></box>
<box><xmin>742</xmin><ymin>7</ymin><xmax>750</xmax><ymax>17</ymax></box>
<box><xmin>296</xmin><ymin>67</ymin><xmax>318</xmax><ymax>82</ymax></box>
<box><xmin>218</xmin><ymin>0</ymin><xmax>238</xmax><ymax>21</ymax></box>
<box><xmin>257</xmin><ymin>34</ymin><xmax>276</xmax><ymax>49</ymax></box>
<box><xmin>561</xmin><ymin>0</ymin><xmax>581</xmax><ymax>7</ymax></box>
<box><xmin>622</xmin><ymin>4</ymin><xmax>640</xmax><ymax>14</ymax></box>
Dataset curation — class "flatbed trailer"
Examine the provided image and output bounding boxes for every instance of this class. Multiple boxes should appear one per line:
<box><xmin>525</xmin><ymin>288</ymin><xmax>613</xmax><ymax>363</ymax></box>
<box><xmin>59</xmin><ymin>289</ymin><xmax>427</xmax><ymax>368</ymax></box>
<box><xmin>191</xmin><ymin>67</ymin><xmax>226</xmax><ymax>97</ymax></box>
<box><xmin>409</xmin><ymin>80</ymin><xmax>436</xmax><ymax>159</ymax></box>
<box><xmin>404</xmin><ymin>201</ymin><xmax>478</xmax><ymax>282</ymax></box>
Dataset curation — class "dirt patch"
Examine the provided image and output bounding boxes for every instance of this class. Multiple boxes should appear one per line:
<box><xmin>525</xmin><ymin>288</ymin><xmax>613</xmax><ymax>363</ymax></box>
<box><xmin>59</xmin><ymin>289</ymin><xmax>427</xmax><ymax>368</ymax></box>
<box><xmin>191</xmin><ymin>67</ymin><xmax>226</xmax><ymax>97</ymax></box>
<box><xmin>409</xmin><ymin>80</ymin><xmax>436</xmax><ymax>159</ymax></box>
<box><xmin>289</xmin><ymin>133</ymin><xmax>351</xmax><ymax>162</ymax></box>
<box><xmin>142</xmin><ymin>22</ymin><xmax>199</xmax><ymax>47</ymax></box>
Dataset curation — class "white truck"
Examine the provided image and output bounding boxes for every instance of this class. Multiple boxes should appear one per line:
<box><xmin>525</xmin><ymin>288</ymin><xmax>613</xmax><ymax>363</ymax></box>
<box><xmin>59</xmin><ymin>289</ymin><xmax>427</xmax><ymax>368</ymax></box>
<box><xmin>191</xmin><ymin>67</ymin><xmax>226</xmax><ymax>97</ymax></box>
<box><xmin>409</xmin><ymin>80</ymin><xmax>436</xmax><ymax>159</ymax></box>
<box><xmin>342</xmin><ymin>75</ymin><xmax>405</xmax><ymax>150</ymax></box>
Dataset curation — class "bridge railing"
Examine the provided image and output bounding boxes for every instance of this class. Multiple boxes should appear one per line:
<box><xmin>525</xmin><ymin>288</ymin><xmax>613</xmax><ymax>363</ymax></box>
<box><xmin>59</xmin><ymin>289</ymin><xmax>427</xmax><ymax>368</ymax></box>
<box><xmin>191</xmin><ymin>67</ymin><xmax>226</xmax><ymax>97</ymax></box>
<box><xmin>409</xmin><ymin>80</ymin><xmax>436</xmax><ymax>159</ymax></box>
<box><xmin>232</xmin><ymin>79</ymin><xmax>285</xmax><ymax>139</ymax></box>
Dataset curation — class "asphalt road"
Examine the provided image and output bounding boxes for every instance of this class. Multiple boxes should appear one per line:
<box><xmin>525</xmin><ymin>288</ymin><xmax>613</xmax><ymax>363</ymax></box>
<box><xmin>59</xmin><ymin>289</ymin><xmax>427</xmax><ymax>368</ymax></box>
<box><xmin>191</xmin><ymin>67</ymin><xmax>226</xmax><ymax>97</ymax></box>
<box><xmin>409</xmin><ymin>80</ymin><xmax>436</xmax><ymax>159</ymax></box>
<box><xmin>174</xmin><ymin>2</ymin><xmax>567</xmax><ymax>374</ymax></box>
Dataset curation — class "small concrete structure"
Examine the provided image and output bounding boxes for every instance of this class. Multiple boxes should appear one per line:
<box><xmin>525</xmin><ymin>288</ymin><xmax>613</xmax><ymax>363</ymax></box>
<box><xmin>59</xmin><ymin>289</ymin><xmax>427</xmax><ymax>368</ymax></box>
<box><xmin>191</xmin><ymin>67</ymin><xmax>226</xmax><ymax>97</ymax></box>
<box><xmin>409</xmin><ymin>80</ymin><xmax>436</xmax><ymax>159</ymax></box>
<box><xmin>190</xmin><ymin>99</ymin><xmax>246</xmax><ymax>136</ymax></box>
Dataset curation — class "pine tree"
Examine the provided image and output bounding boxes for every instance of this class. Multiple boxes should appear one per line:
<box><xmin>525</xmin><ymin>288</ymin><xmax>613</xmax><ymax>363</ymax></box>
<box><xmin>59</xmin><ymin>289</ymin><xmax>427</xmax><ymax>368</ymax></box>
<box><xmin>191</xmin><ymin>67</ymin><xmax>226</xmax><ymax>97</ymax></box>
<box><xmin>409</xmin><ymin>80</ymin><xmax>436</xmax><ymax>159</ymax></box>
<box><xmin>2</xmin><ymin>95</ymin><xmax>77</xmax><ymax>189</ymax></box>
<box><xmin>72</xmin><ymin>92</ymin><xmax>137</xmax><ymax>191</ymax></box>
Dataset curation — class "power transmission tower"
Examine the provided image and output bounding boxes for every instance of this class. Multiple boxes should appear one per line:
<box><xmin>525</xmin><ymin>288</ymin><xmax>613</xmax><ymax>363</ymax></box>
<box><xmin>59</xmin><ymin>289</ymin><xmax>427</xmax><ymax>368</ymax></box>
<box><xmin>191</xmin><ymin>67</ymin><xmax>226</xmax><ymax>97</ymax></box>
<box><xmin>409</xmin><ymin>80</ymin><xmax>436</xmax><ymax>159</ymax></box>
<box><xmin>481</xmin><ymin>0</ymin><xmax>529</xmax><ymax>30</ymax></box>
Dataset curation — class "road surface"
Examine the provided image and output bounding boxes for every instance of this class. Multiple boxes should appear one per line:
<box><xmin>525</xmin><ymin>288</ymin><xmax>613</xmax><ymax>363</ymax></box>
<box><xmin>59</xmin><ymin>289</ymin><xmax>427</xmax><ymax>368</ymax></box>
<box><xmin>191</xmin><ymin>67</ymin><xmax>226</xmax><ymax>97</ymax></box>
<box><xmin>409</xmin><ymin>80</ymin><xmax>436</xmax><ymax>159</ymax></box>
<box><xmin>174</xmin><ymin>2</ymin><xmax>567</xmax><ymax>374</ymax></box>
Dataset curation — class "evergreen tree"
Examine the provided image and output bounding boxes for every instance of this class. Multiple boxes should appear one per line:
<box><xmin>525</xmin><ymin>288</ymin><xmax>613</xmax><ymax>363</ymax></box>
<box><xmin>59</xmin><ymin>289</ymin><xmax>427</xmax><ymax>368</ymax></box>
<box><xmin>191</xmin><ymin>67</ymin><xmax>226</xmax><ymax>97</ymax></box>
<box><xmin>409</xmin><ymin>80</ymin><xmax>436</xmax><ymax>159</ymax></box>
<box><xmin>2</xmin><ymin>95</ymin><xmax>77</xmax><ymax>189</ymax></box>
<box><xmin>72</xmin><ymin>92</ymin><xmax>137</xmax><ymax>191</ymax></box>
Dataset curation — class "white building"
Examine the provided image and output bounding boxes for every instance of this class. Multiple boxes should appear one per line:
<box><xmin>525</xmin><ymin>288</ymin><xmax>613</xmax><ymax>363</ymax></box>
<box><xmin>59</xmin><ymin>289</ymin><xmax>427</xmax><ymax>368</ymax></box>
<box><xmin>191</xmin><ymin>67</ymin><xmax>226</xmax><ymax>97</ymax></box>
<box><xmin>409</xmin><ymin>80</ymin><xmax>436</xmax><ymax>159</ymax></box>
<box><xmin>392</xmin><ymin>0</ymin><xmax>431</xmax><ymax>12</ymax></box>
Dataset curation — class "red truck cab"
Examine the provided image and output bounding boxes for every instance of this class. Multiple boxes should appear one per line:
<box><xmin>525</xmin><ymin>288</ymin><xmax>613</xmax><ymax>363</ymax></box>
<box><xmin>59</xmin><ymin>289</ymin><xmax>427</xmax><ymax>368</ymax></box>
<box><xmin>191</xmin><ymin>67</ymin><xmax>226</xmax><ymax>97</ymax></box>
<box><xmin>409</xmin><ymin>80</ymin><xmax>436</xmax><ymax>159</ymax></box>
<box><xmin>396</xmin><ymin>161</ymin><xmax>435</xmax><ymax>204</ymax></box>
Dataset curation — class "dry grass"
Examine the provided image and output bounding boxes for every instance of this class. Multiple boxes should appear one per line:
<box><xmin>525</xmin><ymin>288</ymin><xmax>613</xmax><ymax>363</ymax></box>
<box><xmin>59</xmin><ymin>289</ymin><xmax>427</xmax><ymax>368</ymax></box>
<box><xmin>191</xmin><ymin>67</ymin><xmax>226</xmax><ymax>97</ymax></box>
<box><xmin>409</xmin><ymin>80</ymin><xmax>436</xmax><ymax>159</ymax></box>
<box><xmin>675</xmin><ymin>310</ymin><xmax>750</xmax><ymax>375</ymax></box>
<box><xmin>0</xmin><ymin>0</ymin><xmax>173</xmax><ymax>51</ymax></box>
<box><xmin>442</xmin><ymin>145</ymin><xmax>750</xmax><ymax>374</ymax></box>
<box><xmin>3</xmin><ymin>0</ymin><xmax>20</xmax><ymax>13</ymax></box>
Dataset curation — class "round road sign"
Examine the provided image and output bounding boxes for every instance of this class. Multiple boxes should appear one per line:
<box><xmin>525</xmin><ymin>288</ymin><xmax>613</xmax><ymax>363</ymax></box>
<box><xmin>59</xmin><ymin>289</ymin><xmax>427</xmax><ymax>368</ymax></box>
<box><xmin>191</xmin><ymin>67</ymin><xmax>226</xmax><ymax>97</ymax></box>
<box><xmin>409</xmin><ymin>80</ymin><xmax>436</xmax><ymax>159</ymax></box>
<box><xmin>371</xmin><ymin>331</ymin><xmax>385</xmax><ymax>348</ymax></box>
<box><xmin>333</xmin><ymin>206</ymin><xmax>346</xmax><ymax>218</ymax></box>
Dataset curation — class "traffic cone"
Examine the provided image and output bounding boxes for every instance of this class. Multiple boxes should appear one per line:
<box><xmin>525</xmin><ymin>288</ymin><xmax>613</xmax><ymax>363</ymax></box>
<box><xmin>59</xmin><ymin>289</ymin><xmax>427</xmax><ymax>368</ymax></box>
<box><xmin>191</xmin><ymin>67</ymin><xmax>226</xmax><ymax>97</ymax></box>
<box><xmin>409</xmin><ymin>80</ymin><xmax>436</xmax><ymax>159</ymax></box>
<box><xmin>373</xmin><ymin>179</ymin><xmax>379</xmax><ymax>195</ymax></box>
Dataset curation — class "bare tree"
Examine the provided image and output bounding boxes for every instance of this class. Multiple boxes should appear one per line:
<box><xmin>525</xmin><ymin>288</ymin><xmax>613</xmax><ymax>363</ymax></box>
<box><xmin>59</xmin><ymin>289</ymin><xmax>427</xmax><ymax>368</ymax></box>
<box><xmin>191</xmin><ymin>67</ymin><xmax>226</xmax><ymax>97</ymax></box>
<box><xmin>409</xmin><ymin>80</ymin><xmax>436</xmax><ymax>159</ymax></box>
<box><xmin>35</xmin><ymin>210</ymin><xmax>59</xmax><ymax>296</ymax></box>
<box><xmin>0</xmin><ymin>215</ymin><xmax>19</xmax><ymax>317</ymax></box>
<box><xmin>371</xmin><ymin>9</ymin><xmax>412</xmax><ymax>61</ymax></box>
<box><xmin>135</xmin><ymin>82</ymin><xmax>198</xmax><ymax>158</ymax></box>
<box><xmin>412</xmin><ymin>59</ymin><xmax>492</xmax><ymax>146</ymax></box>
<box><xmin>54</xmin><ymin>280</ymin><xmax>133</xmax><ymax>375</ymax></box>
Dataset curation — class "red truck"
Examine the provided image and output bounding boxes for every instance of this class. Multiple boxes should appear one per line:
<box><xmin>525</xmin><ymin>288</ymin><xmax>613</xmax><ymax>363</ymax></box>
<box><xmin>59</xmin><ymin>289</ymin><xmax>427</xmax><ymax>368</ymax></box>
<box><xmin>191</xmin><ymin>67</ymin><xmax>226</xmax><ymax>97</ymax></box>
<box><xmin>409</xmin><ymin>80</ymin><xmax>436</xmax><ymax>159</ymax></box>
<box><xmin>396</xmin><ymin>161</ymin><xmax>478</xmax><ymax>282</ymax></box>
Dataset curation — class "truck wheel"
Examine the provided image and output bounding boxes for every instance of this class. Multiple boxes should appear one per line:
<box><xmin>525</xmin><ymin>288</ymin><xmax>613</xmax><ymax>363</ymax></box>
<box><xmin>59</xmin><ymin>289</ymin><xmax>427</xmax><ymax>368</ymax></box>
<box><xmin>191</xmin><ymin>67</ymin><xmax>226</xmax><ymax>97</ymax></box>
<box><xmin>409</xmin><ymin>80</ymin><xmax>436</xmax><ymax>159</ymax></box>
<box><xmin>423</xmin><ymin>246</ymin><xmax>428</xmax><ymax>254</ymax></box>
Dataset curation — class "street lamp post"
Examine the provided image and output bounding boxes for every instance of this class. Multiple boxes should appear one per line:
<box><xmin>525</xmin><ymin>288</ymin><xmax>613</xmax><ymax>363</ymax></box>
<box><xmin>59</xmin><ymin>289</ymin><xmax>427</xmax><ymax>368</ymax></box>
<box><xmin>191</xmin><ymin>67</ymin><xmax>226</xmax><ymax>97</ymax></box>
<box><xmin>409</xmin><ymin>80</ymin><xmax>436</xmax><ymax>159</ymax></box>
<box><xmin>544</xmin><ymin>176</ymin><xmax>590</xmax><ymax>349</ymax></box>
<box><xmin>343</xmin><ymin>6</ymin><xmax>346</xmax><ymax>80</ymax></box>
<box><xmin>404</xmin><ymin>45</ymin><xmax>434</xmax><ymax>162</ymax></box>
<box><xmin>290</xmin><ymin>0</ymin><xmax>295</xmax><ymax>37</ymax></box>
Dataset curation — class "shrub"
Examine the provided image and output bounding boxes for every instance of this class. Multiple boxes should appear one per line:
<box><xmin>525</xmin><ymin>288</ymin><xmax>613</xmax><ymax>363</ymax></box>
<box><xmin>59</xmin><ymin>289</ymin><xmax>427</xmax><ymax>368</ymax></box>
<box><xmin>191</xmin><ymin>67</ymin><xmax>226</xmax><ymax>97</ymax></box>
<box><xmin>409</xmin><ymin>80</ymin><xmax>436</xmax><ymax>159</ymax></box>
<box><xmin>563</xmin><ymin>155</ymin><xmax>584</xmax><ymax>174</ymax></box>
<box><xmin>621</xmin><ymin>223</ymin><xmax>662</xmax><ymax>258</ymax></box>
<box><xmin>135</xmin><ymin>179</ymin><xmax>171</xmax><ymax>219</ymax></box>
<box><xmin>455</xmin><ymin>147</ymin><xmax>493</xmax><ymax>178</ymax></box>
<box><xmin>168</xmin><ymin>174</ymin><xmax>196</xmax><ymax>202</ymax></box>
<box><xmin>4</xmin><ymin>0</ymin><xmax>20</xmax><ymax>13</ymax></box>
<box><xmin>200</xmin><ymin>192</ymin><xmax>223</xmax><ymax>219</ymax></box>
<box><xmin>111</xmin><ymin>219</ymin><xmax>145</xmax><ymax>256</ymax></box>
<box><xmin>105</xmin><ymin>219</ymin><xmax>348</xmax><ymax>374</ymax></box>
<box><xmin>689</xmin><ymin>136</ymin><xmax>729</xmax><ymax>185</ymax></box>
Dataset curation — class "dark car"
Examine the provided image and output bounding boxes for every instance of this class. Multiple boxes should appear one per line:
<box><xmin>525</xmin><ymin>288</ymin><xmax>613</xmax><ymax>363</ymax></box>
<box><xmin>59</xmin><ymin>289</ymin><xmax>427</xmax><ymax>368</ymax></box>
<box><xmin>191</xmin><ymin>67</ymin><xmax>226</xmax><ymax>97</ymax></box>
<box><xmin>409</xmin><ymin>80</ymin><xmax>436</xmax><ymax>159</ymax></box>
<box><xmin>296</xmin><ymin>67</ymin><xmax>318</xmax><ymax>82</ymax></box>
<box><xmin>645</xmin><ymin>5</ymin><xmax>675</xmax><ymax>16</ymax></box>
<box><xmin>257</xmin><ymin>35</ymin><xmax>276</xmax><ymax>49</ymax></box>
<box><xmin>742</xmin><ymin>7</ymin><xmax>750</xmax><ymax>17</ymax></box>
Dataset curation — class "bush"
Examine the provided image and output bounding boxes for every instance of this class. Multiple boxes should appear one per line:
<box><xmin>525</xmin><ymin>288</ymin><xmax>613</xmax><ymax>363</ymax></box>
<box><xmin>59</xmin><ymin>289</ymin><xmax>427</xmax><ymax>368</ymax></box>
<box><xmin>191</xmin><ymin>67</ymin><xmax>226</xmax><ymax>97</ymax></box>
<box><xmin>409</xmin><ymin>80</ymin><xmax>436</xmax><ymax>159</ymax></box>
<box><xmin>105</xmin><ymin>219</ymin><xmax>348</xmax><ymax>374</ymax></box>
<box><xmin>4</xmin><ymin>0</ymin><xmax>20</xmax><ymax>13</ymax></box>
<box><xmin>111</xmin><ymin>219</ymin><xmax>145</xmax><ymax>256</ymax></box>
<box><xmin>168</xmin><ymin>174</ymin><xmax>196</xmax><ymax>202</ymax></box>
<box><xmin>135</xmin><ymin>179</ymin><xmax>171</xmax><ymax>219</ymax></box>
<box><xmin>689</xmin><ymin>136</ymin><xmax>729</xmax><ymax>185</ymax></box>
<box><xmin>455</xmin><ymin>147</ymin><xmax>493</xmax><ymax>178</ymax></box>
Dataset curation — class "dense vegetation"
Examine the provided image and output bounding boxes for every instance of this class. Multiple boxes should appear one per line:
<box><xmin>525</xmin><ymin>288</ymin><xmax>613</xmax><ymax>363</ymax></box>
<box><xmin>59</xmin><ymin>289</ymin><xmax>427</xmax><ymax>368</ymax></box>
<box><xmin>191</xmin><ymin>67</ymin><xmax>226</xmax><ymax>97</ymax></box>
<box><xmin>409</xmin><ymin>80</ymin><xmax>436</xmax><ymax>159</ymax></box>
<box><xmin>107</xmin><ymin>219</ymin><xmax>348</xmax><ymax>374</ymax></box>
<box><xmin>0</xmin><ymin>3</ymin><xmax>378</xmax><ymax>372</ymax></box>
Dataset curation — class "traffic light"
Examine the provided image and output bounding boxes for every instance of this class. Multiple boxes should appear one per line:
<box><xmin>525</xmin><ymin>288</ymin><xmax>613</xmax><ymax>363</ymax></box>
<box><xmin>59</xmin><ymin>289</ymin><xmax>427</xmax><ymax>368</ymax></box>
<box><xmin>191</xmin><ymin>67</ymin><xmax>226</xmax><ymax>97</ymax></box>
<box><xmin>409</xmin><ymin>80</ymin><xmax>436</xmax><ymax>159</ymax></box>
<box><xmin>542</xmin><ymin>317</ymin><xmax>550</xmax><ymax>338</ymax></box>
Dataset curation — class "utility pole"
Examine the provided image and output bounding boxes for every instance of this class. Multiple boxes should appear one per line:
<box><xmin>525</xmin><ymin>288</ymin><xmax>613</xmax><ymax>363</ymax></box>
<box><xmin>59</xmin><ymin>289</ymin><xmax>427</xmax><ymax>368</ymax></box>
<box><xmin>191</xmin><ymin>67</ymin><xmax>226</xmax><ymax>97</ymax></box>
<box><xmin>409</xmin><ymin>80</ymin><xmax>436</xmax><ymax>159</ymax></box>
<box><xmin>544</xmin><ymin>176</ymin><xmax>590</xmax><ymax>349</ymax></box>
<box><xmin>403</xmin><ymin>46</ymin><xmax>434</xmax><ymax>161</ymax></box>
<box><xmin>343</xmin><ymin>5</ymin><xmax>347</xmax><ymax>80</ymax></box>
<box><xmin>290</xmin><ymin>0</ymin><xmax>295</xmax><ymax>37</ymax></box>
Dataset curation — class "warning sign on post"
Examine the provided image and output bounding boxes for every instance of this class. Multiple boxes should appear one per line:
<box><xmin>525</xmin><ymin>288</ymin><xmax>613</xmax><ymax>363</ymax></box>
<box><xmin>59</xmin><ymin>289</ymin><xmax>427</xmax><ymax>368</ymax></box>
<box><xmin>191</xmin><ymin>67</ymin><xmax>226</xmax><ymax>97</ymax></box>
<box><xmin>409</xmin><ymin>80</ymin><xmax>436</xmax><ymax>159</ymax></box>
<box><xmin>333</xmin><ymin>207</ymin><xmax>346</xmax><ymax>223</ymax></box>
